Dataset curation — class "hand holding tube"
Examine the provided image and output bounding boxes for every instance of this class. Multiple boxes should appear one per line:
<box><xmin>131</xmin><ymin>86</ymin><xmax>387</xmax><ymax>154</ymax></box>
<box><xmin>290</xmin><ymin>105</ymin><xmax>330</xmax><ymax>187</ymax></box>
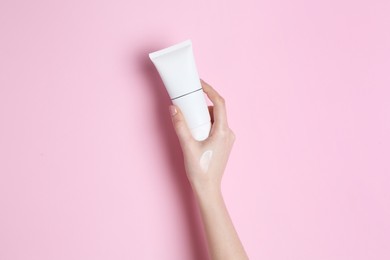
<box><xmin>169</xmin><ymin>79</ymin><xmax>235</xmax><ymax>191</ymax></box>
<box><xmin>170</xmin><ymin>79</ymin><xmax>248</xmax><ymax>260</ymax></box>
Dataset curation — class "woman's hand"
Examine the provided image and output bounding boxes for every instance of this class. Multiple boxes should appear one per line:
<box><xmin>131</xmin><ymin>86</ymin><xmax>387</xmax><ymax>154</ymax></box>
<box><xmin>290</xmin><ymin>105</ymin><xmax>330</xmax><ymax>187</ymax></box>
<box><xmin>169</xmin><ymin>79</ymin><xmax>236</xmax><ymax>192</ymax></box>
<box><xmin>169</xmin><ymin>79</ymin><xmax>248</xmax><ymax>260</ymax></box>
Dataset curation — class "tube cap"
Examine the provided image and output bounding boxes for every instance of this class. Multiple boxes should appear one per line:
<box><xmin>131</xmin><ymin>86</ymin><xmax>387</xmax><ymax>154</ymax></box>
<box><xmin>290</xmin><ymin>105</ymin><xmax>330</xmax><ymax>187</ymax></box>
<box><xmin>191</xmin><ymin>122</ymin><xmax>211</xmax><ymax>141</ymax></box>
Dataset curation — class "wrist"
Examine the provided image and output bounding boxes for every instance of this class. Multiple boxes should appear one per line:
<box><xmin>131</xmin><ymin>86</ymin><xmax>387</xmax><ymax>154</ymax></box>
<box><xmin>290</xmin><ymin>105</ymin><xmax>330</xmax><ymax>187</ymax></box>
<box><xmin>191</xmin><ymin>181</ymin><xmax>222</xmax><ymax>200</ymax></box>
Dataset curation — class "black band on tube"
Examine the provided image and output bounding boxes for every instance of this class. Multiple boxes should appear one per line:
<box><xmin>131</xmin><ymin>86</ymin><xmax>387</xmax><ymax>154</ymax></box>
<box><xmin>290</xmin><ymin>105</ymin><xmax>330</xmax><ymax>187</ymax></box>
<box><xmin>171</xmin><ymin>88</ymin><xmax>203</xmax><ymax>101</ymax></box>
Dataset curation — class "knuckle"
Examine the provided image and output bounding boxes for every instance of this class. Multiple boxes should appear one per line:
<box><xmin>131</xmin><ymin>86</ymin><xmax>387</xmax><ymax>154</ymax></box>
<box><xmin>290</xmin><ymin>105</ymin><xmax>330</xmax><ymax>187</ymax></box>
<box><xmin>175</xmin><ymin>120</ymin><xmax>186</xmax><ymax>131</ymax></box>
<box><xmin>229</xmin><ymin>130</ymin><xmax>236</xmax><ymax>142</ymax></box>
<box><xmin>217</xmin><ymin>127</ymin><xmax>235</xmax><ymax>140</ymax></box>
<box><xmin>173</xmin><ymin>117</ymin><xmax>183</xmax><ymax>128</ymax></box>
<box><xmin>172</xmin><ymin>117</ymin><xmax>180</xmax><ymax>127</ymax></box>
<box><xmin>172</xmin><ymin>113</ymin><xmax>183</xmax><ymax>124</ymax></box>
<box><xmin>216</xmin><ymin>95</ymin><xmax>225</xmax><ymax>105</ymax></box>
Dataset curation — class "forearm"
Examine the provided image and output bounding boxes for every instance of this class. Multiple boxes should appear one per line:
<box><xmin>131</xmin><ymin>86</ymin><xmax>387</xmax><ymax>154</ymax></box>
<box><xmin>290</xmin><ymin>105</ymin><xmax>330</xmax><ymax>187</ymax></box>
<box><xmin>192</xmin><ymin>184</ymin><xmax>248</xmax><ymax>260</ymax></box>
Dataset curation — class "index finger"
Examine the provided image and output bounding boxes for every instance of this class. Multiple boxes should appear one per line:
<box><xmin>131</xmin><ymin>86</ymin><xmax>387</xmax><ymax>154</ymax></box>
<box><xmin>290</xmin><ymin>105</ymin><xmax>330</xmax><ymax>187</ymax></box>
<box><xmin>200</xmin><ymin>79</ymin><xmax>228</xmax><ymax>129</ymax></box>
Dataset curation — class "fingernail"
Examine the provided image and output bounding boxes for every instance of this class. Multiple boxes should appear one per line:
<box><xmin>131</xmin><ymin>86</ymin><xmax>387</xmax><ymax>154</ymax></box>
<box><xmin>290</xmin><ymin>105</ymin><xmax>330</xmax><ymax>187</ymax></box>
<box><xmin>169</xmin><ymin>105</ymin><xmax>177</xmax><ymax>116</ymax></box>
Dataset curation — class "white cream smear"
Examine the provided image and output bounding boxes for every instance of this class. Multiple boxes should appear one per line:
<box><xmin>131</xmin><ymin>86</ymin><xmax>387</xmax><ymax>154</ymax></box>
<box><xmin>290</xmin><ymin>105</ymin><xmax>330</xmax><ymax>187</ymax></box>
<box><xmin>199</xmin><ymin>150</ymin><xmax>213</xmax><ymax>172</ymax></box>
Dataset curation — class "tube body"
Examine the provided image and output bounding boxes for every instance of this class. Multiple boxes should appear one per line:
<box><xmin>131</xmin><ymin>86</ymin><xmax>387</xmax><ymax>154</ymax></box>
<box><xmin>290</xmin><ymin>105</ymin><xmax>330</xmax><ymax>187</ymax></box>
<box><xmin>149</xmin><ymin>40</ymin><xmax>211</xmax><ymax>141</ymax></box>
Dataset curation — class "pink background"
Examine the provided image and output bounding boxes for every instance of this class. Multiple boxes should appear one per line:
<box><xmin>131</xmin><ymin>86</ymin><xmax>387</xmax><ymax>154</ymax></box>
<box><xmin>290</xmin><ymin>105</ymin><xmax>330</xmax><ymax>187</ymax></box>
<box><xmin>0</xmin><ymin>0</ymin><xmax>389</xmax><ymax>259</ymax></box>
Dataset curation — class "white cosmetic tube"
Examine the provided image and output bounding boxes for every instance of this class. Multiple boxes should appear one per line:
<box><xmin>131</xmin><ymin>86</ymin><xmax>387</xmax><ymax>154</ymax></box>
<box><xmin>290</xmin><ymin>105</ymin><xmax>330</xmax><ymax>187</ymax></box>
<box><xmin>149</xmin><ymin>40</ymin><xmax>211</xmax><ymax>141</ymax></box>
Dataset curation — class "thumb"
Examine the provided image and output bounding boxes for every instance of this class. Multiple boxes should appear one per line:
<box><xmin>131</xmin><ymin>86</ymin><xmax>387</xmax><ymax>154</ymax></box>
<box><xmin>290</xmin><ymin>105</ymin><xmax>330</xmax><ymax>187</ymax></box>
<box><xmin>169</xmin><ymin>105</ymin><xmax>194</xmax><ymax>145</ymax></box>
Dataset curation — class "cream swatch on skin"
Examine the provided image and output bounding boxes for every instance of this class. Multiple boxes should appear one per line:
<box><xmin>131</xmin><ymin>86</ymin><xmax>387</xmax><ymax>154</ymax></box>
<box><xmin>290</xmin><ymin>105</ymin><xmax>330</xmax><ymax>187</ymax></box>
<box><xmin>199</xmin><ymin>150</ymin><xmax>213</xmax><ymax>172</ymax></box>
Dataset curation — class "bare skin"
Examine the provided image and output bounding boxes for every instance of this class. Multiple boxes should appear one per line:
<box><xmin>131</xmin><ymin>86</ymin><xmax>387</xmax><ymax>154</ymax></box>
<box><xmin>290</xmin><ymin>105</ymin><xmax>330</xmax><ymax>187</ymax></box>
<box><xmin>169</xmin><ymin>79</ymin><xmax>248</xmax><ymax>260</ymax></box>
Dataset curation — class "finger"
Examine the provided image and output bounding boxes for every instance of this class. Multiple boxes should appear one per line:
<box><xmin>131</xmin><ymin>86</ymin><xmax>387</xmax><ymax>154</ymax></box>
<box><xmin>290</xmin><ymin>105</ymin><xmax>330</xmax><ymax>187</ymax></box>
<box><xmin>169</xmin><ymin>105</ymin><xmax>195</xmax><ymax>146</ymax></box>
<box><xmin>200</xmin><ymin>79</ymin><xmax>228</xmax><ymax>129</ymax></box>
